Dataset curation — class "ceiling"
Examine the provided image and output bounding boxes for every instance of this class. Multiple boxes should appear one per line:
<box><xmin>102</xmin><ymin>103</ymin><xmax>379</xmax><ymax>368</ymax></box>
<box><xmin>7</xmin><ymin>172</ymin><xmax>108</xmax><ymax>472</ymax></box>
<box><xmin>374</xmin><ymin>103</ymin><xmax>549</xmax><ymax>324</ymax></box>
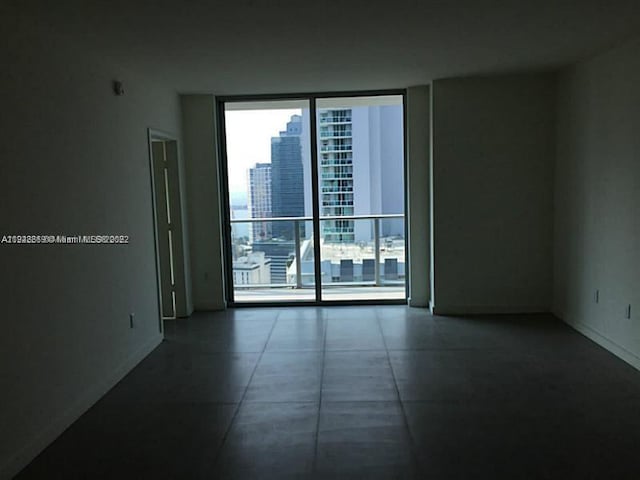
<box><xmin>7</xmin><ymin>0</ymin><xmax>640</xmax><ymax>94</ymax></box>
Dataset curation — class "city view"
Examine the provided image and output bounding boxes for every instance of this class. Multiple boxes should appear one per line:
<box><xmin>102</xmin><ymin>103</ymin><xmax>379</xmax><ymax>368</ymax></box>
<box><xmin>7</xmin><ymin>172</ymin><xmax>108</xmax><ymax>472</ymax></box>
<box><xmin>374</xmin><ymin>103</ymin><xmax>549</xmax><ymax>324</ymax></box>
<box><xmin>224</xmin><ymin>96</ymin><xmax>405</xmax><ymax>302</ymax></box>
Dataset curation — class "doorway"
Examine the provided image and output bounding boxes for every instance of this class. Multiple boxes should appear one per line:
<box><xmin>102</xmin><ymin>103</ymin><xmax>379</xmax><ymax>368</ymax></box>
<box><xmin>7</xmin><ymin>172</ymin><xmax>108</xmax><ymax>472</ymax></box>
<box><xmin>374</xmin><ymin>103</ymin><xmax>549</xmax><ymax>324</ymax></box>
<box><xmin>218</xmin><ymin>92</ymin><xmax>407</xmax><ymax>305</ymax></box>
<box><xmin>148</xmin><ymin>129</ymin><xmax>189</xmax><ymax>320</ymax></box>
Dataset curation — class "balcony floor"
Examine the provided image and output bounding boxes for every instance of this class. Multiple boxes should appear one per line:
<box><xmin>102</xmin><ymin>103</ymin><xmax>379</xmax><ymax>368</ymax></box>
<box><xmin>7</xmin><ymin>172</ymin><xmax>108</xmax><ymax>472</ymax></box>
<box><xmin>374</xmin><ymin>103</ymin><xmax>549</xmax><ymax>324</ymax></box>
<box><xmin>234</xmin><ymin>285</ymin><xmax>405</xmax><ymax>302</ymax></box>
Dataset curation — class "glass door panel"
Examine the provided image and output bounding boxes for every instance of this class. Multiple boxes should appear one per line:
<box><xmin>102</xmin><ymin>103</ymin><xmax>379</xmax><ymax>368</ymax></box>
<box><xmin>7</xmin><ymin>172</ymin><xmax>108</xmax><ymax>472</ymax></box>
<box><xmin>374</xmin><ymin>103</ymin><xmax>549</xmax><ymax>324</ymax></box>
<box><xmin>223</xmin><ymin>100</ymin><xmax>315</xmax><ymax>303</ymax></box>
<box><xmin>315</xmin><ymin>95</ymin><xmax>406</xmax><ymax>301</ymax></box>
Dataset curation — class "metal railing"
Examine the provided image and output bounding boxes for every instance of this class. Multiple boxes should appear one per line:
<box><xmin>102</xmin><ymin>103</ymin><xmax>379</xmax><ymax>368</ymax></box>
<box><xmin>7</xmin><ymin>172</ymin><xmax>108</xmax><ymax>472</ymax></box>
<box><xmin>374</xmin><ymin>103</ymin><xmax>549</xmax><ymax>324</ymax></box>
<box><xmin>320</xmin><ymin>145</ymin><xmax>352</xmax><ymax>152</ymax></box>
<box><xmin>321</xmin><ymin>174</ymin><xmax>353</xmax><ymax>180</ymax></box>
<box><xmin>230</xmin><ymin>214</ymin><xmax>404</xmax><ymax>289</ymax></box>
<box><xmin>319</xmin><ymin>130</ymin><xmax>353</xmax><ymax>138</ymax></box>
<box><xmin>318</xmin><ymin>116</ymin><xmax>352</xmax><ymax>124</ymax></box>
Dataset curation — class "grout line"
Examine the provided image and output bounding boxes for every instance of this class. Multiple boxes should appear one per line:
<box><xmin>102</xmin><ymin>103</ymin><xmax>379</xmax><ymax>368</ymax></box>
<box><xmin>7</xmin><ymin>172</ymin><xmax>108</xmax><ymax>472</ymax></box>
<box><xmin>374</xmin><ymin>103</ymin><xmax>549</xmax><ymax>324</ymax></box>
<box><xmin>323</xmin><ymin>347</ymin><xmax>389</xmax><ymax>352</ymax></box>
<box><xmin>239</xmin><ymin>399</ymin><xmax>398</xmax><ymax>405</ymax></box>
<box><xmin>210</xmin><ymin>311</ymin><xmax>281</xmax><ymax>471</ymax></box>
<box><xmin>375</xmin><ymin>310</ymin><xmax>424</xmax><ymax>476</ymax></box>
<box><xmin>312</xmin><ymin>309</ymin><xmax>329</xmax><ymax>472</ymax></box>
<box><xmin>385</xmin><ymin>346</ymin><xmax>506</xmax><ymax>352</ymax></box>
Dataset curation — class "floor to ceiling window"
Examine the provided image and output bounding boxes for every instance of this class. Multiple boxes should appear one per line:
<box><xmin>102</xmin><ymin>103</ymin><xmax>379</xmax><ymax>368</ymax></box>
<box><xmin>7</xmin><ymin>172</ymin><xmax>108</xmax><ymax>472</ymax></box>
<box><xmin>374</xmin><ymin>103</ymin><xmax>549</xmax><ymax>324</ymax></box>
<box><xmin>219</xmin><ymin>92</ymin><xmax>406</xmax><ymax>304</ymax></box>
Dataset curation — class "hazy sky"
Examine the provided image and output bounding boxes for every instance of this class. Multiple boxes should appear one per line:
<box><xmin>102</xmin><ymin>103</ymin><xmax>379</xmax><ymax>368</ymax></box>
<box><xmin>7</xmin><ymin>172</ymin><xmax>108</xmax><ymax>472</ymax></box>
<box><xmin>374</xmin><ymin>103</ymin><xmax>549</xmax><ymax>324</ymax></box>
<box><xmin>224</xmin><ymin>109</ymin><xmax>301</xmax><ymax>193</ymax></box>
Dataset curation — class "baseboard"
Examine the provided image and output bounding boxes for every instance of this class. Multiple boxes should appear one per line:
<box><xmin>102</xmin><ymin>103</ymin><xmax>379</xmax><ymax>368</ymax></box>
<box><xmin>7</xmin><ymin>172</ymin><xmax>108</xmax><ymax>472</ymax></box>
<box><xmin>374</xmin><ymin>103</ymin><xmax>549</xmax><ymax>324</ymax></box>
<box><xmin>0</xmin><ymin>333</ymin><xmax>163</xmax><ymax>480</ymax></box>
<box><xmin>560</xmin><ymin>315</ymin><xmax>640</xmax><ymax>372</ymax></box>
<box><xmin>432</xmin><ymin>305</ymin><xmax>548</xmax><ymax>315</ymax></box>
<box><xmin>408</xmin><ymin>297</ymin><xmax>429</xmax><ymax>308</ymax></box>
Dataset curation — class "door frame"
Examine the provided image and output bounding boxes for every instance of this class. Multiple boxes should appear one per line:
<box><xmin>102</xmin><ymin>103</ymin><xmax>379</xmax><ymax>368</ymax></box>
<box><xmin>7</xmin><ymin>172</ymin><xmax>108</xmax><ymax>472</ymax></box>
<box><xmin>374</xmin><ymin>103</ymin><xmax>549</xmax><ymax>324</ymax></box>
<box><xmin>148</xmin><ymin>128</ymin><xmax>188</xmax><ymax>324</ymax></box>
<box><xmin>216</xmin><ymin>89</ymin><xmax>409</xmax><ymax>307</ymax></box>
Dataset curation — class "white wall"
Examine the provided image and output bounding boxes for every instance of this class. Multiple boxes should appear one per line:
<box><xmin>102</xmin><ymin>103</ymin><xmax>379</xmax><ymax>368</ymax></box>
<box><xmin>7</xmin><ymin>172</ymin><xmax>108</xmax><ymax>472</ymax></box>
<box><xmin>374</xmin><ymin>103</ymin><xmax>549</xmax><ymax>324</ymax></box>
<box><xmin>553</xmin><ymin>37</ymin><xmax>640</xmax><ymax>369</ymax></box>
<box><xmin>180</xmin><ymin>95</ymin><xmax>226</xmax><ymax>310</ymax></box>
<box><xmin>431</xmin><ymin>74</ymin><xmax>556</xmax><ymax>314</ymax></box>
<box><xmin>0</xmin><ymin>20</ymin><xmax>181</xmax><ymax>479</ymax></box>
<box><xmin>406</xmin><ymin>86</ymin><xmax>431</xmax><ymax>308</ymax></box>
<box><xmin>174</xmin><ymin>139</ymin><xmax>195</xmax><ymax>317</ymax></box>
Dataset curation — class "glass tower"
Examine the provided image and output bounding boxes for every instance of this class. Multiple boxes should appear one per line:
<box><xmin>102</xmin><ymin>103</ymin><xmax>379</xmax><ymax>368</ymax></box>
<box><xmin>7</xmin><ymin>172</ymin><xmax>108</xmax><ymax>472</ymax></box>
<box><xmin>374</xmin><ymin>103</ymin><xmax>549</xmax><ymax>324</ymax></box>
<box><xmin>271</xmin><ymin>115</ymin><xmax>305</xmax><ymax>240</ymax></box>
<box><xmin>318</xmin><ymin>108</ymin><xmax>355</xmax><ymax>242</ymax></box>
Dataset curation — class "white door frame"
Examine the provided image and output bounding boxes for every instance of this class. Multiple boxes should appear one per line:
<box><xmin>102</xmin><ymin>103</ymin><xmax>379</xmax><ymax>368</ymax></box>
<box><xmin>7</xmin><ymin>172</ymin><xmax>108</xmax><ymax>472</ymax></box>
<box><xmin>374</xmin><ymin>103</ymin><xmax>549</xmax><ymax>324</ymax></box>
<box><xmin>148</xmin><ymin>128</ymin><xmax>189</xmax><ymax>324</ymax></box>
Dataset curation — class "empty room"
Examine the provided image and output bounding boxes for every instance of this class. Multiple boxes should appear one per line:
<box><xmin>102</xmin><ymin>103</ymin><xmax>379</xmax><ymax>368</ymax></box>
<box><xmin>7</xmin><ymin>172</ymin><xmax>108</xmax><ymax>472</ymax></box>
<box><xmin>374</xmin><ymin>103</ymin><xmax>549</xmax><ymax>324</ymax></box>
<box><xmin>2</xmin><ymin>1</ymin><xmax>640</xmax><ymax>479</ymax></box>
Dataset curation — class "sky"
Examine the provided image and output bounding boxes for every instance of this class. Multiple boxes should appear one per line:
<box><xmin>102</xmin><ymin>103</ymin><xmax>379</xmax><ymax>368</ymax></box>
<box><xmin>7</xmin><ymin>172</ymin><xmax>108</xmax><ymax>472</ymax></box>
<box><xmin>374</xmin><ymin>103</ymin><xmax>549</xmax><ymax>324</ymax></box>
<box><xmin>224</xmin><ymin>109</ymin><xmax>301</xmax><ymax>194</ymax></box>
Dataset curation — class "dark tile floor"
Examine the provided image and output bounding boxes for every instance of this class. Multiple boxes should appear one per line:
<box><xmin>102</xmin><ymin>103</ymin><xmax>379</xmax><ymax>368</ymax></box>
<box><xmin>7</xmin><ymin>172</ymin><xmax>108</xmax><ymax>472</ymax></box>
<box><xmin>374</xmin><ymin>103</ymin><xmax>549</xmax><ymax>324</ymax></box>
<box><xmin>17</xmin><ymin>307</ymin><xmax>640</xmax><ymax>479</ymax></box>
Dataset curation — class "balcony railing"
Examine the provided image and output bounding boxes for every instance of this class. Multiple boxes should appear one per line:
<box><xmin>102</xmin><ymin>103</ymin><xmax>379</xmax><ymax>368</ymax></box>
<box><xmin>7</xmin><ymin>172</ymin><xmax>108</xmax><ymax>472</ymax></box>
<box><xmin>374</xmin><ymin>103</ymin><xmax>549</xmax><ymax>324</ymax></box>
<box><xmin>321</xmin><ymin>160</ymin><xmax>353</xmax><ymax>168</ymax></box>
<box><xmin>321</xmin><ymin>201</ymin><xmax>353</xmax><ymax>206</ymax></box>
<box><xmin>230</xmin><ymin>214</ymin><xmax>405</xmax><ymax>290</ymax></box>
<box><xmin>321</xmin><ymin>173</ymin><xmax>353</xmax><ymax>180</ymax></box>
<box><xmin>320</xmin><ymin>144</ymin><xmax>352</xmax><ymax>152</ymax></box>
<box><xmin>319</xmin><ymin>116</ymin><xmax>352</xmax><ymax>124</ymax></box>
<box><xmin>319</xmin><ymin>130</ymin><xmax>353</xmax><ymax>138</ymax></box>
<box><xmin>321</xmin><ymin>187</ymin><xmax>353</xmax><ymax>193</ymax></box>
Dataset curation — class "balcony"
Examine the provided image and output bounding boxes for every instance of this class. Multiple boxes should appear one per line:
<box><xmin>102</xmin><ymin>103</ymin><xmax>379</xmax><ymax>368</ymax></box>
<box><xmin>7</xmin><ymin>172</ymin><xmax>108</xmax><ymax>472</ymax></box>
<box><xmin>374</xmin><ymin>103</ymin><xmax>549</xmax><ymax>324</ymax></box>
<box><xmin>321</xmin><ymin>202</ymin><xmax>353</xmax><ymax>207</ymax></box>
<box><xmin>321</xmin><ymin>172</ymin><xmax>353</xmax><ymax>180</ymax></box>
<box><xmin>321</xmin><ymin>187</ymin><xmax>353</xmax><ymax>193</ymax></box>
<box><xmin>319</xmin><ymin>130</ymin><xmax>353</xmax><ymax>138</ymax></box>
<box><xmin>318</xmin><ymin>116</ymin><xmax>352</xmax><ymax>124</ymax></box>
<box><xmin>320</xmin><ymin>144</ymin><xmax>352</xmax><ymax>152</ymax></box>
<box><xmin>229</xmin><ymin>214</ymin><xmax>405</xmax><ymax>302</ymax></box>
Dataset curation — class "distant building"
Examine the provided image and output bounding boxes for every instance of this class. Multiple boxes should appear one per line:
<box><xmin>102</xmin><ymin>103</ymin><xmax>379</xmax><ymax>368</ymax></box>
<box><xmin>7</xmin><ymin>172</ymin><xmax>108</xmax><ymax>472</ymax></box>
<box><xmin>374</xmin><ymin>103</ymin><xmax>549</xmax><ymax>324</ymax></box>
<box><xmin>287</xmin><ymin>238</ymin><xmax>405</xmax><ymax>285</ymax></box>
<box><xmin>252</xmin><ymin>240</ymin><xmax>294</xmax><ymax>285</ymax></box>
<box><xmin>314</xmin><ymin>103</ymin><xmax>405</xmax><ymax>243</ymax></box>
<box><xmin>246</xmin><ymin>105</ymin><xmax>404</xmax><ymax>285</ymax></box>
<box><xmin>247</xmin><ymin>163</ymin><xmax>272</xmax><ymax>243</ymax></box>
<box><xmin>271</xmin><ymin>115</ymin><xmax>305</xmax><ymax>240</ymax></box>
<box><xmin>232</xmin><ymin>251</ymin><xmax>271</xmax><ymax>285</ymax></box>
<box><xmin>318</xmin><ymin>108</ymin><xmax>355</xmax><ymax>242</ymax></box>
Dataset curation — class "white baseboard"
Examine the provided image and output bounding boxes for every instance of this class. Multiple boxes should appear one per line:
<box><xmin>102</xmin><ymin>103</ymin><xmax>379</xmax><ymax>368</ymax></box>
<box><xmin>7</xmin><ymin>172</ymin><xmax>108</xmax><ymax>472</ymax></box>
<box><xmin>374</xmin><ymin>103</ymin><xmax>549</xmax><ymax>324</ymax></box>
<box><xmin>0</xmin><ymin>334</ymin><xmax>163</xmax><ymax>480</ymax></box>
<box><xmin>561</xmin><ymin>315</ymin><xmax>640</xmax><ymax>371</ymax></box>
<box><xmin>432</xmin><ymin>305</ymin><xmax>548</xmax><ymax>315</ymax></box>
<box><xmin>408</xmin><ymin>297</ymin><xmax>429</xmax><ymax>308</ymax></box>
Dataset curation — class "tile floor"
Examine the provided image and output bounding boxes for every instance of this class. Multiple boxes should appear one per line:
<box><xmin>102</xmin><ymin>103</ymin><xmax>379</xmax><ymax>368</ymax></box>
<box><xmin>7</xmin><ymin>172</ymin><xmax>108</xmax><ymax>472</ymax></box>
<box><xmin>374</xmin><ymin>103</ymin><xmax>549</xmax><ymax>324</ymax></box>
<box><xmin>17</xmin><ymin>307</ymin><xmax>640</xmax><ymax>479</ymax></box>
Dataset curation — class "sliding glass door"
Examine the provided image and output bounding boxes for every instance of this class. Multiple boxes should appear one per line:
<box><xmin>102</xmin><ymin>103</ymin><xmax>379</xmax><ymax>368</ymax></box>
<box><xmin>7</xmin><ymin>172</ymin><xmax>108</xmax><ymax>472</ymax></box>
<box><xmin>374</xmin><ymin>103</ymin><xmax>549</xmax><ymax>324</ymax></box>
<box><xmin>316</xmin><ymin>96</ymin><xmax>405</xmax><ymax>301</ymax></box>
<box><xmin>222</xmin><ymin>99</ymin><xmax>316</xmax><ymax>303</ymax></box>
<box><xmin>220</xmin><ymin>92</ymin><xmax>406</xmax><ymax>304</ymax></box>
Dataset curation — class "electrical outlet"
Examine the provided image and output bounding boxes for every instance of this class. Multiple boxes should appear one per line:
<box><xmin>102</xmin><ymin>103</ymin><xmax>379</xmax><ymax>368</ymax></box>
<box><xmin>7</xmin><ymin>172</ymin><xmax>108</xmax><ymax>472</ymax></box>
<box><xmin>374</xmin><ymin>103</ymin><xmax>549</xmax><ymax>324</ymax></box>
<box><xmin>129</xmin><ymin>313</ymin><xmax>135</xmax><ymax>328</ymax></box>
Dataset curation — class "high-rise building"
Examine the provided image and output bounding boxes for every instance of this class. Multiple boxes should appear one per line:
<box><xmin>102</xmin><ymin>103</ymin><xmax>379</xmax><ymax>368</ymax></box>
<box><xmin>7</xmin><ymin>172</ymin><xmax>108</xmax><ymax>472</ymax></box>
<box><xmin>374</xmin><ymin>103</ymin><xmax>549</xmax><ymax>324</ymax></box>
<box><xmin>271</xmin><ymin>115</ymin><xmax>305</xmax><ymax>240</ymax></box>
<box><xmin>318</xmin><ymin>108</ymin><xmax>355</xmax><ymax>242</ymax></box>
<box><xmin>249</xmin><ymin>107</ymin><xmax>404</xmax><ymax>284</ymax></box>
<box><xmin>251</xmin><ymin>240</ymin><xmax>294</xmax><ymax>285</ymax></box>
<box><xmin>316</xmin><ymin>104</ymin><xmax>405</xmax><ymax>243</ymax></box>
<box><xmin>247</xmin><ymin>163</ymin><xmax>272</xmax><ymax>243</ymax></box>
